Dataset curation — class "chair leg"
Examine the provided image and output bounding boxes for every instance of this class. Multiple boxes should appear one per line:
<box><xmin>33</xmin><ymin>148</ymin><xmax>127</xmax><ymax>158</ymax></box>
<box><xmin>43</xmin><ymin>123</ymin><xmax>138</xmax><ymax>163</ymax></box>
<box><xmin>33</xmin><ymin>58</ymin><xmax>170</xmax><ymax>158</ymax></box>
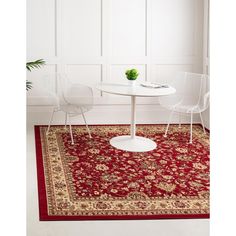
<box><xmin>178</xmin><ymin>113</ymin><xmax>181</xmax><ymax>128</ymax></box>
<box><xmin>190</xmin><ymin>112</ymin><xmax>193</xmax><ymax>144</ymax></box>
<box><xmin>199</xmin><ymin>112</ymin><xmax>206</xmax><ymax>134</ymax></box>
<box><xmin>164</xmin><ymin>110</ymin><xmax>174</xmax><ymax>137</ymax></box>
<box><xmin>81</xmin><ymin>111</ymin><xmax>92</xmax><ymax>138</ymax></box>
<box><xmin>64</xmin><ymin>112</ymin><xmax>67</xmax><ymax>129</ymax></box>
<box><xmin>47</xmin><ymin>108</ymin><xmax>55</xmax><ymax>134</ymax></box>
<box><xmin>68</xmin><ymin>115</ymin><xmax>74</xmax><ymax>145</ymax></box>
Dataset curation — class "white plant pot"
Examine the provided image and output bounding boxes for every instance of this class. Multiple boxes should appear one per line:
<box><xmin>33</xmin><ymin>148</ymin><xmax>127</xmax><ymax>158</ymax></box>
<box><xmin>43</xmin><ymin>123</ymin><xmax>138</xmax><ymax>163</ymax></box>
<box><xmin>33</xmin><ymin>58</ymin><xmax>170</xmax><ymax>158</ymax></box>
<box><xmin>127</xmin><ymin>80</ymin><xmax>136</xmax><ymax>86</ymax></box>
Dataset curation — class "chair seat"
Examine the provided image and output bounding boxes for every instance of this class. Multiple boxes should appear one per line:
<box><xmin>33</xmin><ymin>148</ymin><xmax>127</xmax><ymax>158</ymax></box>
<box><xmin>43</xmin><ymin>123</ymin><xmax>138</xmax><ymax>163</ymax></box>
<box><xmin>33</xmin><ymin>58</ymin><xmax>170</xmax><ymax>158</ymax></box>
<box><xmin>172</xmin><ymin>105</ymin><xmax>202</xmax><ymax>114</ymax></box>
<box><xmin>59</xmin><ymin>104</ymin><xmax>91</xmax><ymax>115</ymax></box>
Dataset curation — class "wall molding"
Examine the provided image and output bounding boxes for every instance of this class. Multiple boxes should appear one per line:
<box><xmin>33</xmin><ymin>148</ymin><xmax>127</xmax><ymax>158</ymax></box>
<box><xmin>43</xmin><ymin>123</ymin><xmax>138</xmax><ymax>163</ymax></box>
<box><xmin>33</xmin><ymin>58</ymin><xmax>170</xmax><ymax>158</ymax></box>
<box><xmin>27</xmin><ymin>0</ymin><xmax>204</xmax><ymax>107</ymax></box>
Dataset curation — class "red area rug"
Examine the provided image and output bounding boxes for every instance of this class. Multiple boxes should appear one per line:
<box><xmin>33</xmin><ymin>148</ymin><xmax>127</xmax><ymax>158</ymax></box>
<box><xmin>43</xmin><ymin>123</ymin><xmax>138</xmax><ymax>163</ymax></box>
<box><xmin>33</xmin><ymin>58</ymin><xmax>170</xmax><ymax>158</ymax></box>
<box><xmin>35</xmin><ymin>124</ymin><xmax>209</xmax><ymax>221</ymax></box>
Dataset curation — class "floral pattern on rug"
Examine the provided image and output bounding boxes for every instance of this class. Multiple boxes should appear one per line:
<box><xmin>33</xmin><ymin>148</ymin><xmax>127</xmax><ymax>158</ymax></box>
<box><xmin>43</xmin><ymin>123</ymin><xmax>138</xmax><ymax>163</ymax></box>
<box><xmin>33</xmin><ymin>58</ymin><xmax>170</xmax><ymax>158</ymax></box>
<box><xmin>36</xmin><ymin>124</ymin><xmax>209</xmax><ymax>219</ymax></box>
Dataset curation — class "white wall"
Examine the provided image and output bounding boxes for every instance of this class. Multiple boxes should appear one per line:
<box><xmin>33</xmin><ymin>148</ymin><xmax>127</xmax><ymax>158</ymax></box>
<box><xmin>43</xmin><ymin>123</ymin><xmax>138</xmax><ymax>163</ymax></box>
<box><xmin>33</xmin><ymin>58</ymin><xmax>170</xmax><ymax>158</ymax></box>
<box><xmin>27</xmin><ymin>0</ymin><xmax>205</xmax><ymax>124</ymax></box>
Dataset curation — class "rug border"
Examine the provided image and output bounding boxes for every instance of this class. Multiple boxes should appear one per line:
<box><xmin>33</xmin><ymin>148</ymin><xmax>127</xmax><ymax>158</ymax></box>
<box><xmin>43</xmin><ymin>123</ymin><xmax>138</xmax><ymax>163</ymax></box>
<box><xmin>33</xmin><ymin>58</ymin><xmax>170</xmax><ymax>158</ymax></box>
<box><xmin>34</xmin><ymin>124</ymin><xmax>210</xmax><ymax>221</ymax></box>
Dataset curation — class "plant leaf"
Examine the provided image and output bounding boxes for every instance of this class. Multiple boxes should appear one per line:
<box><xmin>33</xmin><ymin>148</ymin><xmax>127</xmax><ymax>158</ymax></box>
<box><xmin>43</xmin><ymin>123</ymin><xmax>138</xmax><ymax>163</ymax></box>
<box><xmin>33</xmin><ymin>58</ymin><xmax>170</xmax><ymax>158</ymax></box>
<box><xmin>26</xmin><ymin>59</ymin><xmax>45</xmax><ymax>71</ymax></box>
<box><xmin>26</xmin><ymin>80</ymin><xmax>33</xmax><ymax>90</ymax></box>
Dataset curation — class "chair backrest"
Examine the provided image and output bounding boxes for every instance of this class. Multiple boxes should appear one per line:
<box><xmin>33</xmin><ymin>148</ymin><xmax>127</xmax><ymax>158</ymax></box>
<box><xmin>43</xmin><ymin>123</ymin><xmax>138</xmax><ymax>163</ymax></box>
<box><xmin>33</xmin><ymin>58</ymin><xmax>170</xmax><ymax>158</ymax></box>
<box><xmin>197</xmin><ymin>74</ymin><xmax>210</xmax><ymax>111</ymax></box>
<box><xmin>56</xmin><ymin>73</ymin><xmax>94</xmax><ymax>113</ymax></box>
<box><xmin>180</xmin><ymin>72</ymin><xmax>208</xmax><ymax>106</ymax></box>
<box><xmin>159</xmin><ymin>72</ymin><xmax>210</xmax><ymax>111</ymax></box>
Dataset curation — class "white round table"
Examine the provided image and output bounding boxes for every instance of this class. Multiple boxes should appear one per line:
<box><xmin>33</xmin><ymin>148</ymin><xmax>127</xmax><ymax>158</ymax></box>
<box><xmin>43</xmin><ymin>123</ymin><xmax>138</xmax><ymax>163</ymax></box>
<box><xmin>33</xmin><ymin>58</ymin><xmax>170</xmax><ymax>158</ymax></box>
<box><xmin>96</xmin><ymin>83</ymin><xmax>176</xmax><ymax>152</ymax></box>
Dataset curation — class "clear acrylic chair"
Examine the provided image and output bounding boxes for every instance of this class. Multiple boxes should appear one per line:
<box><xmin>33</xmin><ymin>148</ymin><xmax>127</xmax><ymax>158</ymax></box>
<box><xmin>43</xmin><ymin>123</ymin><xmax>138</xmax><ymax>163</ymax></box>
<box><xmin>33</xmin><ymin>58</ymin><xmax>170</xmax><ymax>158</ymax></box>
<box><xmin>46</xmin><ymin>74</ymin><xmax>93</xmax><ymax>144</ymax></box>
<box><xmin>159</xmin><ymin>72</ymin><xmax>210</xmax><ymax>144</ymax></box>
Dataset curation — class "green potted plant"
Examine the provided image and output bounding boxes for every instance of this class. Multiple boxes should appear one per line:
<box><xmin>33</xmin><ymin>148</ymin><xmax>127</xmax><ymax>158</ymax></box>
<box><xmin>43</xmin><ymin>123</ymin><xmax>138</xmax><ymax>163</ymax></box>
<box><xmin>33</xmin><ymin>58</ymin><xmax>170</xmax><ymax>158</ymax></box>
<box><xmin>125</xmin><ymin>68</ymin><xmax>139</xmax><ymax>86</ymax></box>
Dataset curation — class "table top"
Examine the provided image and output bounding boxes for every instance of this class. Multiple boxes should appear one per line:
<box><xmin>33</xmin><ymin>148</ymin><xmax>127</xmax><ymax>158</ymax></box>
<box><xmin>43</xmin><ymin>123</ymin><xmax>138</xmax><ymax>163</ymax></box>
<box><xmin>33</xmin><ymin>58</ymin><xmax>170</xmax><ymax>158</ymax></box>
<box><xmin>96</xmin><ymin>82</ymin><xmax>176</xmax><ymax>97</ymax></box>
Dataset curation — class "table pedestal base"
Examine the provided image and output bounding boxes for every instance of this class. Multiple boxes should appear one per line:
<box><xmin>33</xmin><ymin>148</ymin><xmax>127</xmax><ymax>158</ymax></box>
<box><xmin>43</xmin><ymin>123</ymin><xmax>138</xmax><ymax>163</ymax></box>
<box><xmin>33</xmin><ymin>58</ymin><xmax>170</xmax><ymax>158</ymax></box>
<box><xmin>110</xmin><ymin>135</ymin><xmax>157</xmax><ymax>152</ymax></box>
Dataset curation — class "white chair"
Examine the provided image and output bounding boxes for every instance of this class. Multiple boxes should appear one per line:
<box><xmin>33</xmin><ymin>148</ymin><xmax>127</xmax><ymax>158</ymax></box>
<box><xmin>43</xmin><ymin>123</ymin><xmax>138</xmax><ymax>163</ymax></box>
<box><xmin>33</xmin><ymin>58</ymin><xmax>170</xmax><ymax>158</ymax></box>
<box><xmin>46</xmin><ymin>74</ymin><xmax>93</xmax><ymax>144</ymax></box>
<box><xmin>159</xmin><ymin>72</ymin><xmax>210</xmax><ymax>144</ymax></box>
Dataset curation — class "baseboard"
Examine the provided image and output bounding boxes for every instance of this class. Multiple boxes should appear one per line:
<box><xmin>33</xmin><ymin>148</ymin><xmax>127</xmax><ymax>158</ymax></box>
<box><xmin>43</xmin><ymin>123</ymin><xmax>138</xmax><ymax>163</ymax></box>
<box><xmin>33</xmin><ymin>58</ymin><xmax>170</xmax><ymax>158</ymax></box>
<box><xmin>27</xmin><ymin>104</ymin><xmax>201</xmax><ymax>125</ymax></box>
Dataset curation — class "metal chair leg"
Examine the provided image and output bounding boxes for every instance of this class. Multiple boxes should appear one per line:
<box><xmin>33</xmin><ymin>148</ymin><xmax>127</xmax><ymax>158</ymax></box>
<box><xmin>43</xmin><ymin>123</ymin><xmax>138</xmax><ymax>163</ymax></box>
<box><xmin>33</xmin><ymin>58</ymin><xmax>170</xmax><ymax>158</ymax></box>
<box><xmin>164</xmin><ymin>110</ymin><xmax>174</xmax><ymax>137</ymax></box>
<box><xmin>178</xmin><ymin>113</ymin><xmax>181</xmax><ymax>128</ymax></box>
<box><xmin>81</xmin><ymin>110</ymin><xmax>92</xmax><ymax>138</ymax></box>
<box><xmin>68</xmin><ymin>115</ymin><xmax>74</xmax><ymax>145</ymax></box>
<box><xmin>199</xmin><ymin>112</ymin><xmax>206</xmax><ymax>134</ymax></box>
<box><xmin>190</xmin><ymin>112</ymin><xmax>193</xmax><ymax>144</ymax></box>
<box><xmin>47</xmin><ymin>108</ymin><xmax>55</xmax><ymax>134</ymax></box>
<box><xmin>64</xmin><ymin>112</ymin><xmax>67</xmax><ymax>129</ymax></box>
